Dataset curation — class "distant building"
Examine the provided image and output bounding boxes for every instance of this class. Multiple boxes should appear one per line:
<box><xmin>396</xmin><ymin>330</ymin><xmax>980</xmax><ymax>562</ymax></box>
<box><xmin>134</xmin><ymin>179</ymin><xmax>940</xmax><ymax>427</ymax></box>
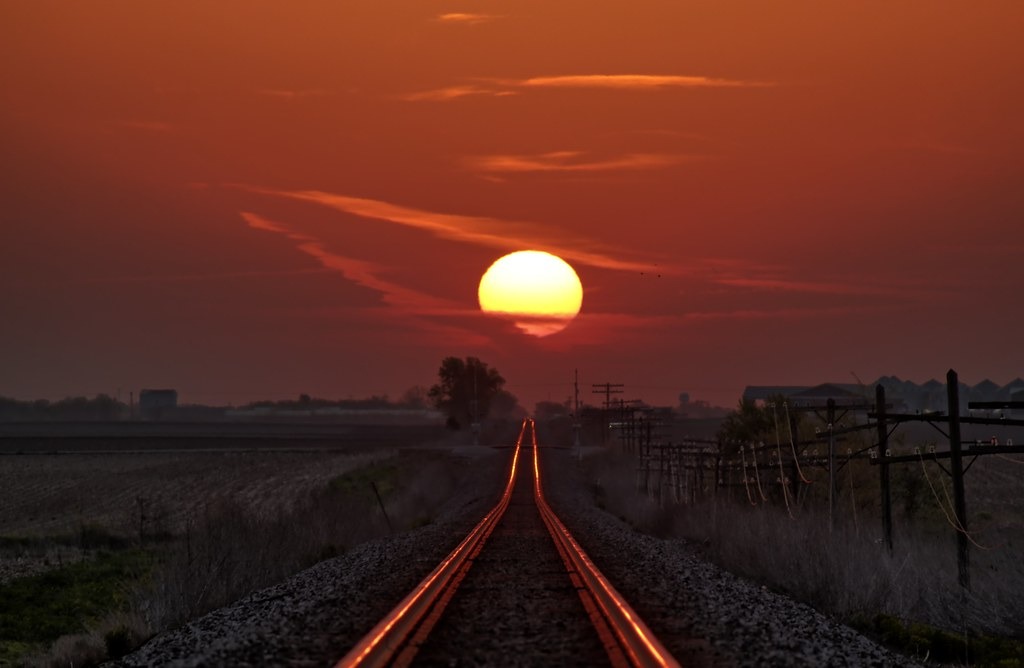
<box><xmin>744</xmin><ymin>377</ymin><xmax>1023</xmax><ymax>415</ymax></box>
<box><xmin>139</xmin><ymin>389</ymin><xmax>177</xmax><ymax>420</ymax></box>
<box><xmin>1013</xmin><ymin>388</ymin><xmax>1024</xmax><ymax>419</ymax></box>
<box><xmin>788</xmin><ymin>383</ymin><xmax>866</xmax><ymax>407</ymax></box>
<box><xmin>742</xmin><ymin>384</ymin><xmax>868</xmax><ymax>414</ymax></box>
<box><xmin>741</xmin><ymin>386</ymin><xmax>814</xmax><ymax>405</ymax></box>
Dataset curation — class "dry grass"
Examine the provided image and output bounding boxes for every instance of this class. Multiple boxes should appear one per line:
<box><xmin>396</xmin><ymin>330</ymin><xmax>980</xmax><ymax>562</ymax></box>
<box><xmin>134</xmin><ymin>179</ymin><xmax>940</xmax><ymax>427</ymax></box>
<box><xmin>0</xmin><ymin>449</ymin><xmax>384</xmax><ymax>539</ymax></box>
<box><xmin>3</xmin><ymin>440</ymin><xmax>484</xmax><ymax>666</ymax></box>
<box><xmin>22</xmin><ymin>610</ymin><xmax>149</xmax><ymax>668</ymax></box>
<box><xmin>583</xmin><ymin>450</ymin><xmax>1024</xmax><ymax>640</ymax></box>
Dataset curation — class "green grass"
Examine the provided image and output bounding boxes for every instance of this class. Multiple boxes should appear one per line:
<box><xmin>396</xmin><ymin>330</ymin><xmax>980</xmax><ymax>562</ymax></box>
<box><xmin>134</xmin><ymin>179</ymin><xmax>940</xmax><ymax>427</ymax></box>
<box><xmin>0</xmin><ymin>548</ymin><xmax>153</xmax><ymax>666</ymax></box>
<box><xmin>327</xmin><ymin>460</ymin><xmax>403</xmax><ymax>500</ymax></box>
<box><xmin>845</xmin><ymin>612</ymin><xmax>1024</xmax><ymax>666</ymax></box>
<box><xmin>0</xmin><ymin>524</ymin><xmax>133</xmax><ymax>554</ymax></box>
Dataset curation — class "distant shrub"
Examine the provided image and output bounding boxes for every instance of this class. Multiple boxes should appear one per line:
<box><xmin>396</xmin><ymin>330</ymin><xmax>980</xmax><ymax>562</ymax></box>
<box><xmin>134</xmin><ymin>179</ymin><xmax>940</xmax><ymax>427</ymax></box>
<box><xmin>103</xmin><ymin>624</ymin><xmax>134</xmax><ymax>658</ymax></box>
<box><xmin>579</xmin><ymin>448</ymin><xmax>1024</xmax><ymax>662</ymax></box>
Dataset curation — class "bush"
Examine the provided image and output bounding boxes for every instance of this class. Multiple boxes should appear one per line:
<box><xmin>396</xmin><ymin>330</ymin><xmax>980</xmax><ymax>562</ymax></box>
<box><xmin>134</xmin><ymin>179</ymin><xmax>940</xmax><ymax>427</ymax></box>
<box><xmin>580</xmin><ymin>448</ymin><xmax>1024</xmax><ymax>661</ymax></box>
<box><xmin>0</xmin><ymin>550</ymin><xmax>152</xmax><ymax>665</ymax></box>
<box><xmin>103</xmin><ymin>624</ymin><xmax>134</xmax><ymax>658</ymax></box>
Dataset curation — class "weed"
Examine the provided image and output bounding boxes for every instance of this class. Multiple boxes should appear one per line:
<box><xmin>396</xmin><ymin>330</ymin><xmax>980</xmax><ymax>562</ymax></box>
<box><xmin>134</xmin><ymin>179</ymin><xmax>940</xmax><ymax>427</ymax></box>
<box><xmin>103</xmin><ymin>623</ymin><xmax>134</xmax><ymax>658</ymax></box>
<box><xmin>5</xmin><ymin>447</ymin><xmax>482</xmax><ymax>666</ymax></box>
<box><xmin>854</xmin><ymin>614</ymin><xmax>1024</xmax><ymax>667</ymax></box>
<box><xmin>0</xmin><ymin>549</ymin><xmax>152</xmax><ymax>665</ymax></box>
<box><xmin>581</xmin><ymin>448</ymin><xmax>1024</xmax><ymax>661</ymax></box>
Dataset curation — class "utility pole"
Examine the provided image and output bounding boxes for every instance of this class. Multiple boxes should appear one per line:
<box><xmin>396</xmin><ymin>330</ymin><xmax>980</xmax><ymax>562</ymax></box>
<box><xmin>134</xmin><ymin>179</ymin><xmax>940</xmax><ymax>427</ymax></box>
<box><xmin>827</xmin><ymin>398</ymin><xmax>836</xmax><ymax>531</ymax></box>
<box><xmin>470</xmin><ymin>361</ymin><xmax>480</xmax><ymax>446</ymax></box>
<box><xmin>592</xmin><ymin>382</ymin><xmax>623</xmax><ymax>444</ymax></box>
<box><xmin>573</xmin><ymin>369</ymin><xmax>582</xmax><ymax>458</ymax></box>
<box><xmin>947</xmin><ymin>369</ymin><xmax>970</xmax><ymax>590</ymax></box>
<box><xmin>876</xmin><ymin>385</ymin><xmax>893</xmax><ymax>551</ymax></box>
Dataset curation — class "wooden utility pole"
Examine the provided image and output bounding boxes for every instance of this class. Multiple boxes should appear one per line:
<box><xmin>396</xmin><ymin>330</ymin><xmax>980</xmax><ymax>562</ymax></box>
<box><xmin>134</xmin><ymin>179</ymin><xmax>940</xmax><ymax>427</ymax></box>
<box><xmin>573</xmin><ymin>369</ymin><xmax>582</xmax><ymax>456</ymax></box>
<box><xmin>947</xmin><ymin>369</ymin><xmax>970</xmax><ymax>590</ymax></box>
<box><xmin>876</xmin><ymin>385</ymin><xmax>893</xmax><ymax>551</ymax></box>
<box><xmin>592</xmin><ymin>382</ymin><xmax>623</xmax><ymax>444</ymax></box>
<box><xmin>592</xmin><ymin>382</ymin><xmax>624</xmax><ymax>408</ymax></box>
<box><xmin>827</xmin><ymin>398</ymin><xmax>836</xmax><ymax>531</ymax></box>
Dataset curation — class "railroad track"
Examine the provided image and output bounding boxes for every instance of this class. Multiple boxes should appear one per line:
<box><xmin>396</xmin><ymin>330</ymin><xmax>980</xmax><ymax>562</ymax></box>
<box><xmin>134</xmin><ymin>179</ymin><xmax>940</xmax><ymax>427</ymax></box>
<box><xmin>338</xmin><ymin>418</ymin><xmax>680</xmax><ymax>667</ymax></box>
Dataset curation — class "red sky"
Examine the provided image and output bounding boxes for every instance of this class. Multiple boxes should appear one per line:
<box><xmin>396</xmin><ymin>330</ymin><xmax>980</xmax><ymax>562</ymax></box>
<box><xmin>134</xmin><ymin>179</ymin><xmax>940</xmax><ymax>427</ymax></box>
<box><xmin>2</xmin><ymin>1</ymin><xmax>1022</xmax><ymax>410</ymax></box>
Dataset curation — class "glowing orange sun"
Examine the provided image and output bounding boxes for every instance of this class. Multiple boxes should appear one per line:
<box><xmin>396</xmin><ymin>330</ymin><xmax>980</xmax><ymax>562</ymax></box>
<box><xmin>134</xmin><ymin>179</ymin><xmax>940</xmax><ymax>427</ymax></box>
<box><xmin>478</xmin><ymin>250</ymin><xmax>583</xmax><ymax>336</ymax></box>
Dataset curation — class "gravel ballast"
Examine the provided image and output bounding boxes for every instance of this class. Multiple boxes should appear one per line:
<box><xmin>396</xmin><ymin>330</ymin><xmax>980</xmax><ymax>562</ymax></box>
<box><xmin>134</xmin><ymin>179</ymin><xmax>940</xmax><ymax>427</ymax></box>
<box><xmin>541</xmin><ymin>446</ymin><xmax>922</xmax><ymax>668</ymax></box>
<box><xmin>113</xmin><ymin>443</ymin><xmax>921</xmax><ymax>667</ymax></box>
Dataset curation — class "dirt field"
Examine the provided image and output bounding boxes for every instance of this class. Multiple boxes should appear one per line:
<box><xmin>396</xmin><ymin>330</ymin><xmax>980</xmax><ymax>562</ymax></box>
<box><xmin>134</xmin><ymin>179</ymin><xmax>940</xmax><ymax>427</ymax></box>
<box><xmin>0</xmin><ymin>446</ymin><xmax>390</xmax><ymax>541</ymax></box>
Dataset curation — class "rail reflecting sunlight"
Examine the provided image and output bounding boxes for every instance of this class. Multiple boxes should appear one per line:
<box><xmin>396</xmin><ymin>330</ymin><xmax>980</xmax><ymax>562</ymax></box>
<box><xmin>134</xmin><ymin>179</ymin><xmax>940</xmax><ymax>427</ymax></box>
<box><xmin>338</xmin><ymin>418</ymin><xmax>679</xmax><ymax>668</ymax></box>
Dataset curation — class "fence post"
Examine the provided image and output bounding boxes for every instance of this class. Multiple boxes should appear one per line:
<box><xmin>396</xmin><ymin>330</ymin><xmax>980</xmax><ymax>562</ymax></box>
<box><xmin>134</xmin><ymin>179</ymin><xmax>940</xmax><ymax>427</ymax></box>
<box><xmin>876</xmin><ymin>385</ymin><xmax>893</xmax><ymax>551</ymax></box>
<box><xmin>947</xmin><ymin>369</ymin><xmax>970</xmax><ymax>590</ymax></box>
<box><xmin>828</xmin><ymin>398</ymin><xmax>836</xmax><ymax>531</ymax></box>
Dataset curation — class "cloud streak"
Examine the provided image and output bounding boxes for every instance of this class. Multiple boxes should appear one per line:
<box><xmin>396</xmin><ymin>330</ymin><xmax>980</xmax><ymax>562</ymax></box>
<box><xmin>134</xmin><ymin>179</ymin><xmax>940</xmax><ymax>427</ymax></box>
<box><xmin>241</xmin><ymin>212</ymin><xmax>461</xmax><ymax>315</ymax></box>
<box><xmin>257</xmin><ymin>88</ymin><xmax>329</xmax><ymax>100</ymax></box>
<box><xmin>238</xmin><ymin>186</ymin><xmax>664</xmax><ymax>274</ymax></box>
<box><xmin>81</xmin><ymin>267</ymin><xmax>330</xmax><ymax>284</ymax></box>
<box><xmin>405</xmin><ymin>73</ymin><xmax>772</xmax><ymax>101</ymax></box>
<box><xmin>436</xmin><ymin>13</ymin><xmax>500</xmax><ymax>24</ymax></box>
<box><xmin>520</xmin><ymin>74</ymin><xmax>769</xmax><ymax>89</ymax></box>
<box><xmin>403</xmin><ymin>85</ymin><xmax>516</xmax><ymax>102</ymax></box>
<box><xmin>467</xmin><ymin>150</ymin><xmax>691</xmax><ymax>173</ymax></box>
<box><xmin>712</xmin><ymin>276</ymin><xmax>948</xmax><ymax>298</ymax></box>
<box><xmin>240</xmin><ymin>212</ymin><xmax>495</xmax><ymax>346</ymax></box>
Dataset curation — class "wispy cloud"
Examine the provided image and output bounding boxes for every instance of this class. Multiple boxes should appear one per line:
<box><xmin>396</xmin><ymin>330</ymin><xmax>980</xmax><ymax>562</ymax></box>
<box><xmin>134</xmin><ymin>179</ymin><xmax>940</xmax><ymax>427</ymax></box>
<box><xmin>546</xmin><ymin>305</ymin><xmax>887</xmax><ymax>347</ymax></box>
<box><xmin>237</xmin><ymin>186</ymin><xmax>664</xmax><ymax>274</ymax></box>
<box><xmin>467</xmin><ymin>150</ymin><xmax>691</xmax><ymax>173</ymax></box>
<box><xmin>714</xmin><ymin>277</ymin><xmax>886</xmax><ymax>296</ymax></box>
<box><xmin>436</xmin><ymin>12</ymin><xmax>500</xmax><ymax>24</ymax></box>
<box><xmin>240</xmin><ymin>212</ymin><xmax>466</xmax><ymax>316</ymax></box>
<box><xmin>712</xmin><ymin>276</ymin><xmax>945</xmax><ymax>298</ymax></box>
<box><xmin>403</xmin><ymin>85</ymin><xmax>515</xmax><ymax>102</ymax></box>
<box><xmin>257</xmin><ymin>89</ymin><xmax>329</xmax><ymax>99</ymax></box>
<box><xmin>405</xmin><ymin>73</ymin><xmax>772</xmax><ymax>101</ymax></box>
<box><xmin>243</xmin><ymin>214</ymin><xmax>289</xmax><ymax>234</ymax></box>
<box><xmin>520</xmin><ymin>74</ymin><xmax>770</xmax><ymax>89</ymax></box>
<box><xmin>81</xmin><ymin>267</ymin><xmax>330</xmax><ymax>284</ymax></box>
<box><xmin>240</xmin><ymin>212</ymin><xmax>494</xmax><ymax>344</ymax></box>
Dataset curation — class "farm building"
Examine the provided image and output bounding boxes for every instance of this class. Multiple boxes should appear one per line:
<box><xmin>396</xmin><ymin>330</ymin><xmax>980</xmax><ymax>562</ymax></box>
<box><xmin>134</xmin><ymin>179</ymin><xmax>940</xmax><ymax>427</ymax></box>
<box><xmin>139</xmin><ymin>389</ymin><xmax>178</xmax><ymax>419</ymax></box>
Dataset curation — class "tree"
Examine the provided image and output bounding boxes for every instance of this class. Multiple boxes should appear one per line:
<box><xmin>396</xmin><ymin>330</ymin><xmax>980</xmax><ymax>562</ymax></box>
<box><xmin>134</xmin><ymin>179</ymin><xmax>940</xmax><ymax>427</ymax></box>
<box><xmin>534</xmin><ymin>399</ymin><xmax>571</xmax><ymax>423</ymax></box>
<box><xmin>716</xmin><ymin>394</ymin><xmax>806</xmax><ymax>454</ymax></box>
<box><xmin>399</xmin><ymin>385</ymin><xmax>430</xmax><ymax>409</ymax></box>
<box><xmin>716</xmin><ymin>397</ymin><xmax>775</xmax><ymax>454</ymax></box>
<box><xmin>428</xmin><ymin>356</ymin><xmax>506</xmax><ymax>429</ymax></box>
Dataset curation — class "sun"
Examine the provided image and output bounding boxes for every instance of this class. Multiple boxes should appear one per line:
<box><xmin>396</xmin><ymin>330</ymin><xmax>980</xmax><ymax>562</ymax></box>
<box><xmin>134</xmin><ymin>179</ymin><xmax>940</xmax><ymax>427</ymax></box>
<box><xmin>478</xmin><ymin>250</ymin><xmax>583</xmax><ymax>336</ymax></box>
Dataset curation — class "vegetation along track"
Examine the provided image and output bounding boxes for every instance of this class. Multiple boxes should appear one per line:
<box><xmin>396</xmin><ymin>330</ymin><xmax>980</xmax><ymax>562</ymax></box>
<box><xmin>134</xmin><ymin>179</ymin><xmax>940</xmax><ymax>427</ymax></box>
<box><xmin>338</xmin><ymin>418</ymin><xmax>681</xmax><ymax>667</ymax></box>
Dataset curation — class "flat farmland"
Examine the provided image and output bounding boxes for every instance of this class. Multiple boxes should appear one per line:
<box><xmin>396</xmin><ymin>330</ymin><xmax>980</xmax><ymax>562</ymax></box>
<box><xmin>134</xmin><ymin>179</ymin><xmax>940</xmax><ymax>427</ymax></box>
<box><xmin>0</xmin><ymin>448</ymin><xmax>386</xmax><ymax>540</ymax></box>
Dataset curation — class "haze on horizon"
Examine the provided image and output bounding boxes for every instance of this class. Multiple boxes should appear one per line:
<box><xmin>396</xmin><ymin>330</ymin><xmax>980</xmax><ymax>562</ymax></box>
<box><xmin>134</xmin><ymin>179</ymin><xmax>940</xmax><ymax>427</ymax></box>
<box><xmin>2</xmin><ymin>1</ymin><xmax>1022</xmax><ymax>410</ymax></box>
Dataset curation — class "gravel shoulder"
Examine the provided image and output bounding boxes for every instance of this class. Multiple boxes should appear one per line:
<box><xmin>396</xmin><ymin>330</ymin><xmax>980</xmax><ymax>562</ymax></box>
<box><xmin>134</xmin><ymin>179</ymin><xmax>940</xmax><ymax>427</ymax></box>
<box><xmin>112</xmin><ymin>443</ymin><xmax>922</xmax><ymax>667</ymax></box>
<box><xmin>111</xmin><ymin>445</ymin><xmax>509</xmax><ymax>667</ymax></box>
<box><xmin>541</xmin><ymin>446</ymin><xmax>923</xmax><ymax>668</ymax></box>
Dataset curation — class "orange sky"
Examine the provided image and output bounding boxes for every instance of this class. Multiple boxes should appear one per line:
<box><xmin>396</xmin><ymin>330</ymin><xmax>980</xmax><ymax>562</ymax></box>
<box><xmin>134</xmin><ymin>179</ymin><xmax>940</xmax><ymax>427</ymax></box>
<box><xmin>2</xmin><ymin>1</ymin><xmax>1022</xmax><ymax>409</ymax></box>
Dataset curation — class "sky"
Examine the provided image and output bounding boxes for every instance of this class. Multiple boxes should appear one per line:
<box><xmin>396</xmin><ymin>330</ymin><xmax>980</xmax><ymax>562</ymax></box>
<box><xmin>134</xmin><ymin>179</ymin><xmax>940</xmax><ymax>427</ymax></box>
<box><xmin>2</xmin><ymin>1</ymin><xmax>1022</xmax><ymax>410</ymax></box>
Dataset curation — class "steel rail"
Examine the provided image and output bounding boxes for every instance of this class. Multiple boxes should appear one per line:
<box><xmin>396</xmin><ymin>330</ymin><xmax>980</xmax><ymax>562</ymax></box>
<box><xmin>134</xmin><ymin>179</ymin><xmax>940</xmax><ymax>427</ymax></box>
<box><xmin>336</xmin><ymin>420</ymin><xmax>527</xmax><ymax>668</ymax></box>
<box><xmin>530</xmin><ymin>424</ymin><xmax>681</xmax><ymax>668</ymax></box>
<box><xmin>338</xmin><ymin>418</ymin><xmax>680</xmax><ymax>667</ymax></box>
